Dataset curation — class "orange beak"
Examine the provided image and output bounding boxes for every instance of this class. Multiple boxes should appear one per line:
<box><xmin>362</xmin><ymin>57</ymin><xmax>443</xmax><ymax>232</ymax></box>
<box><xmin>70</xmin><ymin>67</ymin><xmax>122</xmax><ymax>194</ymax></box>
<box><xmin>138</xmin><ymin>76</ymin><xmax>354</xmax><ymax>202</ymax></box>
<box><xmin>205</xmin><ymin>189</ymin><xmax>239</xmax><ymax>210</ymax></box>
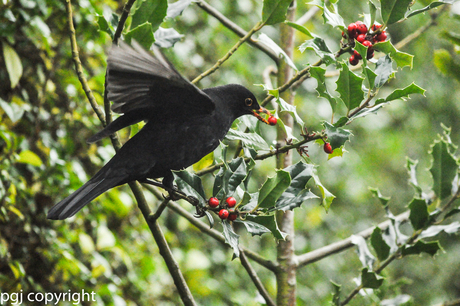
<box><xmin>251</xmin><ymin>107</ymin><xmax>272</xmax><ymax>125</ymax></box>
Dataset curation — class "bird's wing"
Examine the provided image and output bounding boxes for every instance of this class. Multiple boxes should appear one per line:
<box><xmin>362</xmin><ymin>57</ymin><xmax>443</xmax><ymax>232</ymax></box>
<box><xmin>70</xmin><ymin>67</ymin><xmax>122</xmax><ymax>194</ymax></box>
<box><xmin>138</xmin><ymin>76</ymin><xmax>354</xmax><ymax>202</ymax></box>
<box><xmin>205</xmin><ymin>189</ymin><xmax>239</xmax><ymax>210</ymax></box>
<box><xmin>107</xmin><ymin>41</ymin><xmax>215</xmax><ymax>117</ymax></box>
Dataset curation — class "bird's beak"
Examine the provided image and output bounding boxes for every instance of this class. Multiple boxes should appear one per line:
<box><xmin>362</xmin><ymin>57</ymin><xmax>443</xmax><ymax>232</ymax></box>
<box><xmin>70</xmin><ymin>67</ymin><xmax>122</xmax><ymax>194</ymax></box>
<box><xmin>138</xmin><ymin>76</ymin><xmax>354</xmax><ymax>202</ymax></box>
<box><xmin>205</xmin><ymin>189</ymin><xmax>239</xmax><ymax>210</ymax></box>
<box><xmin>251</xmin><ymin>107</ymin><xmax>272</xmax><ymax>125</ymax></box>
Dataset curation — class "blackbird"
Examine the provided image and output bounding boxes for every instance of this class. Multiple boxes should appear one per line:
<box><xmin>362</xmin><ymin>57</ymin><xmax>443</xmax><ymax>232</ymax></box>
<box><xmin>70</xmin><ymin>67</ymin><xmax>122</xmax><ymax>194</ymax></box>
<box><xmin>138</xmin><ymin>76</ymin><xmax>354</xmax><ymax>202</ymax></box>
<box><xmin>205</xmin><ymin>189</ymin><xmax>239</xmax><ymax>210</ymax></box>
<box><xmin>47</xmin><ymin>41</ymin><xmax>271</xmax><ymax>220</ymax></box>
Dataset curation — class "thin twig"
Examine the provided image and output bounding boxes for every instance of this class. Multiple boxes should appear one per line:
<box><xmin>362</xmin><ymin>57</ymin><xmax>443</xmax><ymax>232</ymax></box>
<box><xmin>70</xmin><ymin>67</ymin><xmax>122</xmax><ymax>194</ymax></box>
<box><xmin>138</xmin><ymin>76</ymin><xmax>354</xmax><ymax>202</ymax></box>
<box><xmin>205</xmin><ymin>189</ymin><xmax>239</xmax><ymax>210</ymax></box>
<box><xmin>191</xmin><ymin>21</ymin><xmax>265</xmax><ymax>84</ymax></box>
<box><xmin>340</xmin><ymin>188</ymin><xmax>460</xmax><ymax>306</ymax></box>
<box><xmin>196</xmin><ymin>133</ymin><xmax>322</xmax><ymax>176</ymax></box>
<box><xmin>195</xmin><ymin>0</ymin><xmax>279</xmax><ymax>64</ymax></box>
<box><xmin>239</xmin><ymin>249</ymin><xmax>276</xmax><ymax>306</ymax></box>
<box><xmin>113</xmin><ymin>0</ymin><xmax>137</xmax><ymax>45</ymax></box>
<box><xmin>296</xmin><ymin>211</ymin><xmax>410</xmax><ymax>268</ymax></box>
<box><xmin>65</xmin><ymin>0</ymin><xmax>105</xmax><ymax>125</ymax></box>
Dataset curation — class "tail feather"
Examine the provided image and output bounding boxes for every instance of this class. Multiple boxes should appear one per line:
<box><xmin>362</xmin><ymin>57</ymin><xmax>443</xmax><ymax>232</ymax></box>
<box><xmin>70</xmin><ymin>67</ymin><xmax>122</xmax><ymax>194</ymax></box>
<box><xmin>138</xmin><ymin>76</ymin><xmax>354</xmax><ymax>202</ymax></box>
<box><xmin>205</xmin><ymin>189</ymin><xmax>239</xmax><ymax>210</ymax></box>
<box><xmin>47</xmin><ymin>176</ymin><xmax>121</xmax><ymax>220</ymax></box>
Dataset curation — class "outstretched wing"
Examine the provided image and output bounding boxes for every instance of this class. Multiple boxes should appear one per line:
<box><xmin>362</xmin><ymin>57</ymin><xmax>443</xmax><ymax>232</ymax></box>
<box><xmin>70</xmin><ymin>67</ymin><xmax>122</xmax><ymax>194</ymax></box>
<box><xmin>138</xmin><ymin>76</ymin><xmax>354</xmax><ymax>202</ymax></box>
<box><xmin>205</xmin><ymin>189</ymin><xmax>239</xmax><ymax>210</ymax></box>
<box><xmin>107</xmin><ymin>40</ymin><xmax>215</xmax><ymax>117</ymax></box>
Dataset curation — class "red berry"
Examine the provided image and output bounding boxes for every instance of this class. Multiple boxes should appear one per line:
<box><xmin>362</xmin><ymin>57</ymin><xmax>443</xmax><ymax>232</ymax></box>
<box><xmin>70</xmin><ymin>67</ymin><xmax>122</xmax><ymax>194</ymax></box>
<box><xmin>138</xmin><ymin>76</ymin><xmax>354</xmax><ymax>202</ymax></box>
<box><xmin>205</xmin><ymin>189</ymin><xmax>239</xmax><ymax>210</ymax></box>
<box><xmin>347</xmin><ymin>23</ymin><xmax>357</xmax><ymax>38</ymax></box>
<box><xmin>324</xmin><ymin>143</ymin><xmax>333</xmax><ymax>154</ymax></box>
<box><xmin>218</xmin><ymin>209</ymin><xmax>229</xmax><ymax>219</ymax></box>
<box><xmin>353</xmin><ymin>50</ymin><xmax>362</xmax><ymax>60</ymax></box>
<box><xmin>367</xmin><ymin>51</ymin><xmax>374</xmax><ymax>59</ymax></box>
<box><xmin>362</xmin><ymin>40</ymin><xmax>373</xmax><ymax>49</ymax></box>
<box><xmin>372</xmin><ymin>24</ymin><xmax>382</xmax><ymax>31</ymax></box>
<box><xmin>226</xmin><ymin>196</ymin><xmax>237</xmax><ymax>208</ymax></box>
<box><xmin>349</xmin><ymin>55</ymin><xmax>359</xmax><ymax>66</ymax></box>
<box><xmin>356</xmin><ymin>34</ymin><xmax>366</xmax><ymax>43</ymax></box>
<box><xmin>208</xmin><ymin>197</ymin><xmax>219</xmax><ymax>208</ymax></box>
<box><xmin>375</xmin><ymin>32</ymin><xmax>387</xmax><ymax>42</ymax></box>
<box><xmin>267</xmin><ymin>116</ymin><xmax>277</xmax><ymax>126</ymax></box>
<box><xmin>228</xmin><ymin>214</ymin><xmax>238</xmax><ymax>221</ymax></box>
<box><xmin>356</xmin><ymin>23</ymin><xmax>367</xmax><ymax>34</ymax></box>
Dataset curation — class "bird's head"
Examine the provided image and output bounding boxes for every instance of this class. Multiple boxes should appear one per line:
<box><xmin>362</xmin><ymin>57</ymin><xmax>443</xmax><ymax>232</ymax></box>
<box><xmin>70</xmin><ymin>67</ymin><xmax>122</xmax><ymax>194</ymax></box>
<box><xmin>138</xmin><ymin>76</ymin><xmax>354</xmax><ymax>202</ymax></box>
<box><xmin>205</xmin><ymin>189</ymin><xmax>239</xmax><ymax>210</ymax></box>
<box><xmin>209</xmin><ymin>84</ymin><xmax>273</xmax><ymax>125</ymax></box>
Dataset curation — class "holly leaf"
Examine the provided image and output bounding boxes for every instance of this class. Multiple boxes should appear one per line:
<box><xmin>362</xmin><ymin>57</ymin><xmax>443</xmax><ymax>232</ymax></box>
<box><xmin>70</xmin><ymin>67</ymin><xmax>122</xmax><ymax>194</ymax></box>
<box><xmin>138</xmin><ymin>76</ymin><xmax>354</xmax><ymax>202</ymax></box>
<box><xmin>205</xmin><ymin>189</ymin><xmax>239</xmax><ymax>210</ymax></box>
<box><xmin>311</xmin><ymin>170</ymin><xmax>336</xmax><ymax>211</ymax></box>
<box><xmin>420</xmin><ymin>221</ymin><xmax>460</xmax><ymax>239</ymax></box>
<box><xmin>258</xmin><ymin>170</ymin><xmax>291</xmax><ymax>209</ymax></box>
<box><xmin>222</xmin><ymin>220</ymin><xmax>240</xmax><ymax>258</ymax></box>
<box><xmin>380</xmin><ymin>0</ymin><xmax>413</xmax><ymax>25</ymax></box>
<box><xmin>322</xmin><ymin>2</ymin><xmax>345</xmax><ymax>30</ymax></box>
<box><xmin>262</xmin><ymin>0</ymin><xmax>293</xmax><ymax>25</ymax></box>
<box><xmin>309</xmin><ymin>66</ymin><xmax>338</xmax><ymax>112</ymax></box>
<box><xmin>374</xmin><ymin>55</ymin><xmax>394</xmax><ymax>89</ymax></box>
<box><xmin>235</xmin><ymin>219</ymin><xmax>271</xmax><ymax>236</ymax></box>
<box><xmin>406</xmin><ymin>158</ymin><xmax>423</xmax><ymax>198</ymax></box>
<box><xmin>405</xmin><ymin>0</ymin><xmax>455</xmax><ymax>19</ymax></box>
<box><xmin>322</xmin><ymin>121</ymin><xmax>353</xmax><ymax>150</ymax></box>
<box><xmin>174</xmin><ymin>170</ymin><xmax>207</xmax><ymax>207</ymax></box>
<box><xmin>351</xmin><ymin>235</ymin><xmax>376</xmax><ymax>268</ymax></box>
<box><xmin>408</xmin><ymin>198</ymin><xmax>429</xmax><ymax>230</ymax></box>
<box><xmin>131</xmin><ymin>0</ymin><xmax>168</xmax><ymax>32</ymax></box>
<box><xmin>373</xmin><ymin>41</ymin><xmax>414</xmax><ymax>69</ymax></box>
<box><xmin>349</xmin><ymin>103</ymin><xmax>388</xmax><ymax>121</ymax></box>
<box><xmin>125</xmin><ymin>23</ymin><xmax>155</xmax><ymax>50</ymax></box>
<box><xmin>375</xmin><ymin>82</ymin><xmax>426</xmax><ymax>105</ymax></box>
<box><xmin>299</xmin><ymin>37</ymin><xmax>336</xmax><ymax>66</ymax></box>
<box><xmin>276</xmin><ymin>96</ymin><xmax>305</xmax><ymax>128</ymax></box>
<box><xmin>429</xmin><ymin>137</ymin><xmax>458</xmax><ymax>200</ymax></box>
<box><xmin>336</xmin><ymin>62</ymin><xmax>364</xmax><ymax>111</ymax></box>
<box><xmin>154</xmin><ymin>27</ymin><xmax>183</xmax><ymax>48</ymax></box>
<box><xmin>213</xmin><ymin>157</ymin><xmax>248</xmax><ymax>198</ymax></box>
<box><xmin>402</xmin><ymin>240</ymin><xmax>441</xmax><ymax>257</ymax></box>
<box><xmin>361</xmin><ymin>268</ymin><xmax>384</xmax><ymax>289</ymax></box>
<box><xmin>284</xmin><ymin>21</ymin><xmax>315</xmax><ymax>38</ymax></box>
<box><xmin>331</xmin><ymin>281</ymin><xmax>342</xmax><ymax>306</ymax></box>
<box><xmin>96</xmin><ymin>14</ymin><xmax>114</xmax><ymax>38</ymax></box>
<box><xmin>166</xmin><ymin>0</ymin><xmax>192</xmax><ymax>19</ymax></box>
<box><xmin>259</xmin><ymin>33</ymin><xmax>298</xmax><ymax>71</ymax></box>
<box><xmin>371</xmin><ymin>227</ymin><xmax>391</xmax><ymax>261</ymax></box>
<box><xmin>369</xmin><ymin>187</ymin><xmax>391</xmax><ymax>206</ymax></box>
<box><xmin>245</xmin><ymin>215</ymin><xmax>287</xmax><ymax>240</ymax></box>
<box><xmin>226</xmin><ymin>129</ymin><xmax>269</xmax><ymax>151</ymax></box>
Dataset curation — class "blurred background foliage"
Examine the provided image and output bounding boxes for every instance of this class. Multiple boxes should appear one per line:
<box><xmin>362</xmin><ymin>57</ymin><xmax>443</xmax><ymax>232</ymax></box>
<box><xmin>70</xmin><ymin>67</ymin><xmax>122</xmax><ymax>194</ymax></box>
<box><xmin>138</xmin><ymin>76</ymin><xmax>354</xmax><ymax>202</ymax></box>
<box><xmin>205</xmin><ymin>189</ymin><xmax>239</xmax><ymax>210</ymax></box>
<box><xmin>0</xmin><ymin>0</ymin><xmax>459</xmax><ymax>305</ymax></box>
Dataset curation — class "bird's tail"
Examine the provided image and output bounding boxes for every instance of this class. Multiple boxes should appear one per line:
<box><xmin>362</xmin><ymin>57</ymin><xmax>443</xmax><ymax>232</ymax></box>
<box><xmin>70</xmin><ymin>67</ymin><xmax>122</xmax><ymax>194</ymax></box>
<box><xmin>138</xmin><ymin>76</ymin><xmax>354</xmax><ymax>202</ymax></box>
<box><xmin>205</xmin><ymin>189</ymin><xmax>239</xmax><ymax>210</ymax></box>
<box><xmin>47</xmin><ymin>173</ymin><xmax>120</xmax><ymax>220</ymax></box>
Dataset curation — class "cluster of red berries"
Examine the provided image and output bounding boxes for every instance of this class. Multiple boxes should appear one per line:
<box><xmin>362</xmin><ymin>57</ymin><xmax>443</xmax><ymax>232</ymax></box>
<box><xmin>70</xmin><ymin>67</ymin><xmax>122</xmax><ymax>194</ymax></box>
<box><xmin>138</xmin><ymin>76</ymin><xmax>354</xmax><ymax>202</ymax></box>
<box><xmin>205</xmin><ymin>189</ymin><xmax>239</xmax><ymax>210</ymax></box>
<box><xmin>343</xmin><ymin>21</ymin><xmax>388</xmax><ymax>66</ymax></box>
<box><xmin>208</xmin><ymin>196</ymin><xmax>238</xmax><ymax>221</ymax></box>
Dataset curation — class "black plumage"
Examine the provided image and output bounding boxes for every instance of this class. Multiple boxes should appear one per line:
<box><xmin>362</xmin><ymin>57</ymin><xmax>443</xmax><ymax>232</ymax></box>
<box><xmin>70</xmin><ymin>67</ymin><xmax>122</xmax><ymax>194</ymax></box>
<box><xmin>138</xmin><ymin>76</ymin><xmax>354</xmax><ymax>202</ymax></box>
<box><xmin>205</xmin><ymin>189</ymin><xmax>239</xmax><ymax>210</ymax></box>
<box><xmin>47</xmin><ymin>41</ymin><xmax>270</xmax><ymax>220</ymax></box>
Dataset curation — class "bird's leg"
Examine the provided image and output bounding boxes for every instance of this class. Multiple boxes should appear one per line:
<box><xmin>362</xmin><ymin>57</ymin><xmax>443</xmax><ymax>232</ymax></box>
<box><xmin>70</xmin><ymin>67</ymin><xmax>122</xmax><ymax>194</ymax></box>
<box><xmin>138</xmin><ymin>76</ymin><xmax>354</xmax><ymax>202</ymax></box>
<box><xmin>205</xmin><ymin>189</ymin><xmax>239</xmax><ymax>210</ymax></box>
<box><xmin>162</xmin><ymin>172</ymin><xmax>199</xmax><ymax>206</ymax></box>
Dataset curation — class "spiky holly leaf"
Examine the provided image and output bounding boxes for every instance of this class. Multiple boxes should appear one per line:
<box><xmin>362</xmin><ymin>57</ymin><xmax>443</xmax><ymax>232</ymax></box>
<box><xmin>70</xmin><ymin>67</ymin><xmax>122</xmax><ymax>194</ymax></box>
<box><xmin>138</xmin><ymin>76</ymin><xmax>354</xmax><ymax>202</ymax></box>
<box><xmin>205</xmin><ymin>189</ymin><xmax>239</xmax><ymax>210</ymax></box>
<box><xmin>222</xmin><ymin>220</ymin><xmax>240</xmax><ymax>258</ymax></box>
<box><xmin>276</xmin><ymin>96</ymin><xmax>305</xmax><ymax>129</ymax></box>
<box><xmin>405</xmin><ymin>0</ymin><xmax>455</xmax><ymax>19</ymax></box>
<box><xmin>322</xmin><ymin>121</ymin><xmax>353</xmax><ymax>150</ymax></box>
<box><xmin>429</xmin><ymin>137</ymin><xmax>458</xmax><ymax>200</ymax></box>
<box><xmin>336</xmin><ymin>62</ymin><xmax>364</xmax><ymax>111</ymax></box>
<box><xmin>322</xmin><ymin>2</ymin><xmax>345</xmax><ymax>30</ymax></box>
<box><xmin>371</xmin><ymin>227</ymin><xmax>391</xmax><ymax>261</ymax></box>
<box><xmin>262</xmin><ymin>0</ymin><xmax>293</xmax><ymax>25</ymax></box>
<box><xmin>369</xmin><ymin>187</ymin><xmax>391</xmax><ymax>206</ymax></box>
<box><xmin>245</xmin><ymin>214</ymin><xmax>287</xmax><ymax>240</ymax></box>
<box><xmin>375</xmin><ymin>82</ymin><xmax>426</xmax><ymax>105</ymax></box>
<box><xmin>402</xmin><ymin>240</ymin><xmax>441</xmax><ymax>257</ymax></box>
<box><xmin>311</xmin><ymin>170</ymin><xmax>336</xmax><ymax>211</ymax></box>
<box><xmin>258</xmin><ymin>170</ymin><xmax>291</xmax><ymax>209</ymax></box>
<box><xmin>374</xmin><ymin>55</ymin><xmax>394</xmax><ymax>89</ymax></box>
<box><xmin>166</xmin><ymin>0</ymin><xmax>192</xmax><ymax>19</ymax></box>
<box><xmin>406</xmin><ymin>157</ymin><xmax>423</xmax><ymax>198</ymax></box>
<box><xmin>381</xmin><ymin>0</ymin><xmax>413</xmax><ymax>25</ymax></box>
<box><xmin>299</xmin><ymin>37</ymin><xmax>336</xmax><ymax>66</ymax></box>
<box><xmin>284</xmin><ymin>21</ymin><xmax>315</xmax><ymax>38</ymax></box>
<box><xmin>420</xmin><ymin>221</ymin><xmax>460</xmax><ymax>239</ymax></box>
<box><xmin>125</xmin><ymin>23</ymin><xmax>155</xmax><ymax>50</ymax></box>
<box><xmin>408</xmin><ymin>198</ymin><xmax>429</xmax><ymax>230</ymax></box>
<box><xmin>226</xmin><ymin>129</ymin><xmax>269</xmax><ymax>151</ymax></box>
<box><xmin>351</xmin><ymin>235</ymin><xmax>376</xmax><ymax>268</ymax></box>
<box><xmin>331</xmin><ymin>281</ymin><xmax>342</xmax><ymax>306</ymax></box>
<box><xmin>213</xmin><ymin>157</ymin><xmax>248</xmax><ymax>199</ymax></box>
<box><xmin>259</xmin><ymin>33</ymin><xmax>298</xmax><ymax>71</ymax></box>
<box><xmin>309</xmin><ymin>66</ymin><xmax>338</xmax><ymax>112</ymax></box>
<box><xmin>174</xmin><ymin>170</ymin><xmax>207</xmax><ymax>207</ymax></box>
<box><xmin>235</xmin><ymin>219</ymin><xmax>271</xmax><ymax>236</ymax></box>
<box><xmin>361</xmin><ymin>268</ymin><xmax>384</xmax><ymax>289</ymax></box>
<box><xmin>373</xmin><ymin>41</ymin><xmax>414</xmax><ymax>69</ymax></box>
<box><xmin>131</xmin><ymin>0</ymin><xmax>168</xmax><ymax>32</ymax></box>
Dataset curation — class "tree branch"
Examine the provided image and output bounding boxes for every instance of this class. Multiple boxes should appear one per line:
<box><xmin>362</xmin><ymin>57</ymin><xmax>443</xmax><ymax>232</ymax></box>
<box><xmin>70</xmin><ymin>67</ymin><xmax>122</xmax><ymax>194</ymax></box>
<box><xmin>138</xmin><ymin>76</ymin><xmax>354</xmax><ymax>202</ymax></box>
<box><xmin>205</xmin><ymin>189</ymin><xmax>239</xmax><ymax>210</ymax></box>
<box><xmin>191</xmin><ymin>21</ymin><xmax>265</xmax><ymax>84</ymax></box>
<box><xmin>296</xmin><ymin>211</ymin><xmax>410</xmax><ymax>268</ymax></box>
<box><xmin>113</xmin><ymin>0</ymin><xmax>137</xmax><ymax>45</ymax></box>
<box><xmin>65</xmin><ymin>0</ymin><xmax>105</xmax><ymax>125</ymax></box>
<box><xmin>195</xmin><ymin>0</ymin><xmax>279</xmax><ymax>64</ymax></box>
<box><xmin>239</xmin><ymin>249</ymin><xmax>276</xmax><ymax>306</ymax></box>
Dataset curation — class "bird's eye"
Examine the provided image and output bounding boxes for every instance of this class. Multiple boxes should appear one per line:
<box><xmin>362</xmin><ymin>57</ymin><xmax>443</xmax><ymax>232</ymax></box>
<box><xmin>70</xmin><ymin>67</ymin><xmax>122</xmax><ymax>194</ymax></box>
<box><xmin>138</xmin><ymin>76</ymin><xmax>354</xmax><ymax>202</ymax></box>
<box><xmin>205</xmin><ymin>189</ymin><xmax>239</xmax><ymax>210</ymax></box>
<box><xmin>245</xmin><ymin>98</ymin><xmax>253</xmax><ymax>107</ymax></box>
